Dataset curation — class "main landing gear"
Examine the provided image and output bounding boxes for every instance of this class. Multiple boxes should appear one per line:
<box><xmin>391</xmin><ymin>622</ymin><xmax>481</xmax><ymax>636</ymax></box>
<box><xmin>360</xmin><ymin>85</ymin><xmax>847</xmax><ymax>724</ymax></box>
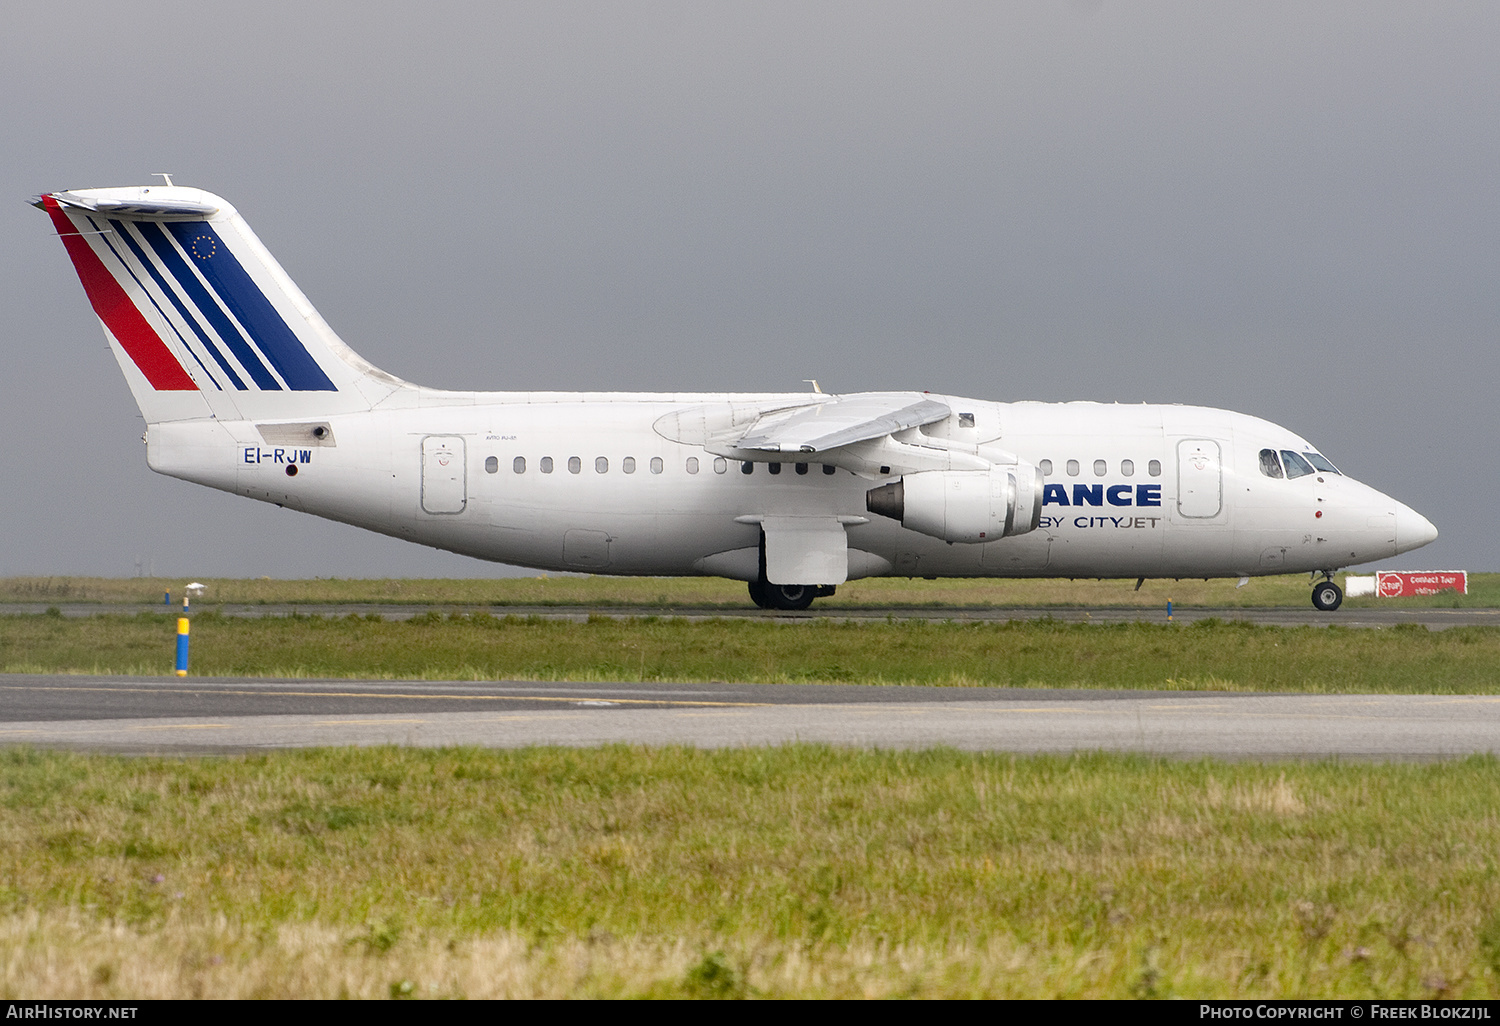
<box><xmin>1311</xmin><ymin>575</ymin><xmax>1343</xmax><ymax>612</ymax></box>
<box><xmin>748</xmin><ymin>580</ymin><xmax>836</xmax><ymax>611</ymax></box>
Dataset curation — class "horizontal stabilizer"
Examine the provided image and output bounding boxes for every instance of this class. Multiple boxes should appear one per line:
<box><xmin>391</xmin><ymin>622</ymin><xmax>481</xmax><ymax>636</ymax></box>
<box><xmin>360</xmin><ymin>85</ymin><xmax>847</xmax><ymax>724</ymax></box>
<box><xmin>46</xmin><ymin>189</ymin><xmax>218</xmax><ymax>219</ymax></box>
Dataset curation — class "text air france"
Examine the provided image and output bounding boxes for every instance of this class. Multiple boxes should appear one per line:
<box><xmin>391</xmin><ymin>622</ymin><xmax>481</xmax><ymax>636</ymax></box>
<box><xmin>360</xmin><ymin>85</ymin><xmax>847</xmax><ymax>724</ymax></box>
<box><xmin>1042</xmin><ymin>484</ymin><xmax>1161</xmax><ymax>508</ymax></box>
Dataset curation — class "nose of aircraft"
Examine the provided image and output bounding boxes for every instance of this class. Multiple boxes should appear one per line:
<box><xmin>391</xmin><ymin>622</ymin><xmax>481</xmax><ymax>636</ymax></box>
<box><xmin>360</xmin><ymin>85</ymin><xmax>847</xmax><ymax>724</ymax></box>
<box><xmin>1395</xmin><ymin>504</ymin><xmax>1439</xmax><ymax>555</ymax></box>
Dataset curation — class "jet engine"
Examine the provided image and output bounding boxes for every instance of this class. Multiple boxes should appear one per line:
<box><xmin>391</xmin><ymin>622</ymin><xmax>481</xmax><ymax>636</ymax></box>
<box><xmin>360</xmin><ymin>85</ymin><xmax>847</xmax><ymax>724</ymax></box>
<box><xmin>865</xmin><ymin>465</ymin><xmax>1042</xmax><ymax>542</ymax></box>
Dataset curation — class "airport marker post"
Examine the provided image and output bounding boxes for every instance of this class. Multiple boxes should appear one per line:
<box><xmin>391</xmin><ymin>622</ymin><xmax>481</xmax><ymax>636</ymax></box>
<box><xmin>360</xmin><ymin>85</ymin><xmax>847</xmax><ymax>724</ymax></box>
<box><xmin>174</xmin><ymin>585</ymin><xmax>205</xmax><ymax>676</ymax></box>
<box><xmin>175</xmin><ymin>618</ymin><xmax>190</xmax><ymax>677</ymax></box>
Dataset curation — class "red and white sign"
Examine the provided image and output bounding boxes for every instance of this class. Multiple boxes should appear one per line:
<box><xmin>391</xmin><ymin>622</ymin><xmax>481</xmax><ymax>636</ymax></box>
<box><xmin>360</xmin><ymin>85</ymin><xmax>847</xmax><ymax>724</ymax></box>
<box><xmin>1375</xmin><ymin>571</ymin><xmax>1467</xmax><ymax>597</ymax></box>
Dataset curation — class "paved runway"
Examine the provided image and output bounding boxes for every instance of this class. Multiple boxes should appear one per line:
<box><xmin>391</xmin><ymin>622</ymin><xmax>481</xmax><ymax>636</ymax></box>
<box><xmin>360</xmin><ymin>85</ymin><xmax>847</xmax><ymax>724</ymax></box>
<box><xmin>3</xmin><ymin>674</ymin><xmax>1497</xmax><ymax>759</ymax></box>
<box><xmin>10</xmin><ymin>602</ymin><xmax>1500</xmax><ymax>629</ymax></box>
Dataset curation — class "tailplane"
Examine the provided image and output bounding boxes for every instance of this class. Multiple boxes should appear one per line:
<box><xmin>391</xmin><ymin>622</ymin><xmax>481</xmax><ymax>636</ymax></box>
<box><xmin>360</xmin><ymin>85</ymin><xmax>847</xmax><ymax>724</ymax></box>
<box><xmin>40</xmin><ymin>185</ymin><xmax>409</xmax><ymax>423</ymax></box>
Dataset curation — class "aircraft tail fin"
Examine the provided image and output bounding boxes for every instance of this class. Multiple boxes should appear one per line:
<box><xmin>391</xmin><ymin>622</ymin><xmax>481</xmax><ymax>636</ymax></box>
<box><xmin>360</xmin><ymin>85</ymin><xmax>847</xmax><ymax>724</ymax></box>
<box><xmin>40</xmin><ymin>185</ymin><xmax>409</xmax><ymax>423</ymax></box>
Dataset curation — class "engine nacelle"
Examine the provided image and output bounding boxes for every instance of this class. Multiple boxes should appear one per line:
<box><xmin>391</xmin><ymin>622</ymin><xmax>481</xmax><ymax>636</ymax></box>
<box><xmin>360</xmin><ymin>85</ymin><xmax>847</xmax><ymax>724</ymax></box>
<box><xmin>866</xmin><ymin>465</ymin><xmax>1042</xmax><ymax>543</ymax></box>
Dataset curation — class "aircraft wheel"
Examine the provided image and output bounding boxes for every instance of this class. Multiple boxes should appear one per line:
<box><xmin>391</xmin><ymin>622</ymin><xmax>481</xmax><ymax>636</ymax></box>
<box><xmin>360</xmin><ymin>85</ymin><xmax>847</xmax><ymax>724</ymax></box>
<box><xmin>747</xmin><ymin>580</ymin><xmax>774</xmax><ymax>609</ymax></box>
<box><xmin>767</xmin><ymin>583</ymin><xmax>816</xmax><ymax>611</ymax></box>
<box><xmin>1311</xmin><ymin>581</ymin><xmax>1343</xmax><ymax>611</ymax></box>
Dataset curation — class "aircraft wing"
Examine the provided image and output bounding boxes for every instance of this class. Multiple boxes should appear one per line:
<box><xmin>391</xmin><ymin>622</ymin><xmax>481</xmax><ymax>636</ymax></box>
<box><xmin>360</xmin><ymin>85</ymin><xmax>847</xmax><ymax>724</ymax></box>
<box><xmin>731</xmin><ymin>392</ymin><xmax>950</xmax><ymax>453</ymax></box>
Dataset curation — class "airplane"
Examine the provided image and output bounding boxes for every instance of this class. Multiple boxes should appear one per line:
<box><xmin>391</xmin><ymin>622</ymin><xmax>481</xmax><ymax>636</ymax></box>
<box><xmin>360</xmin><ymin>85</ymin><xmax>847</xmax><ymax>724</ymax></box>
<box><xmin>37</xmin><ymin>183</ymin><xmax>1438</xmax><ymax>612</ymax></box>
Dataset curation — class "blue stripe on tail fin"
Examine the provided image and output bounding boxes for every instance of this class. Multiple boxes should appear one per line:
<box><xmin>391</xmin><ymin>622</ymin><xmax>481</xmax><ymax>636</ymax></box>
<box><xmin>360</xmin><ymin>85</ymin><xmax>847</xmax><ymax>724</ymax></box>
<box><xmin>165</xmin><ymin>222</ymin><xmax>337</xmax><ymax>391</ymax></box>
<box><xmin>136</xmin><ymin>221</ymin><xmax>283</xmax><ymax>390</ymax></box>
<box><xmin>109</xmin><ymin>220</ymin><xmax>247</xmax><ymax>390</ymax></box>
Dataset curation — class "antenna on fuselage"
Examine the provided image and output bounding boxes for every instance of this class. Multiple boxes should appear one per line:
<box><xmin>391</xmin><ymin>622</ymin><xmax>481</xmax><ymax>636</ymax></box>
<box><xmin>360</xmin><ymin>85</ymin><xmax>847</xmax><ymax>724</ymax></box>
<box><xmin>151</xmin><ymin>173</ymin><xmax>175</xmax><ymax>186</ymax></box>
<box><xmin>803</xmin><ymin>379</ymin><xmax>823</xmax><ymax>394</ymax></box>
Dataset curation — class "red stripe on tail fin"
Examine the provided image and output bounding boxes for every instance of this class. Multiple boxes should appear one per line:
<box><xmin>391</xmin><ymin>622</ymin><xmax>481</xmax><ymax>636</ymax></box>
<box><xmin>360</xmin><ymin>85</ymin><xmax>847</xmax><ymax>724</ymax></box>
<box><xmin>44</xmin><ymin>196</ymin><xmax>197</xmax><ymax>391</ymax></box>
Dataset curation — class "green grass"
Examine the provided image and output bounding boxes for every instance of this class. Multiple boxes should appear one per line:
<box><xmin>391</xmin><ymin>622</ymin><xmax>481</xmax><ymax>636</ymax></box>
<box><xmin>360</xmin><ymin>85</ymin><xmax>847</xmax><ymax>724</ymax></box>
<box><xmin>0</xmin><ymin>573</ymin><xmax>1492</xmax><ymax>608</ymax></box>
<box><xmin>2</xmin><ymin>746</ymin><xmax>1498</xmax><ymax>998</ymax></box>
<box><xmin>5</xmin><ymin>611</ymin><xmax>1500</xmax><ymax>693</ymax></box>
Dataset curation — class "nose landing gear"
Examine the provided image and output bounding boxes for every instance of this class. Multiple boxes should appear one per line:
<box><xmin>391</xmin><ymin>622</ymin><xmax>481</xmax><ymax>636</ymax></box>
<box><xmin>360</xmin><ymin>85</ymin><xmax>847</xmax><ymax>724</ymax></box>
<box><xmin>1311</xmin><ymin>576</ymin><xmax>1343</xmax><ymax>611</ymax></box>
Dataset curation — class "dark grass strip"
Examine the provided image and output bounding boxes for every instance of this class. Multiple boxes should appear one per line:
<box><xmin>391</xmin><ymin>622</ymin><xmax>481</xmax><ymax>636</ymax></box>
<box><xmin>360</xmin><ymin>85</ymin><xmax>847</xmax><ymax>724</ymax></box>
<box><xmin>4</xmin><ymin>612</ymin><xmax>1500</xmax><ymax>693</ymax></box>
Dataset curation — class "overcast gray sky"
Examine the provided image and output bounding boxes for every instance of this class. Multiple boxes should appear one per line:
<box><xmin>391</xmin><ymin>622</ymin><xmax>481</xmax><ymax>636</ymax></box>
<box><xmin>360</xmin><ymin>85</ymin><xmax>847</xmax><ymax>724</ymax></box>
<box><xmin>3</xmin><ymin>1</ymin><xmax>1494</xmax><ymax>579</ymax></box>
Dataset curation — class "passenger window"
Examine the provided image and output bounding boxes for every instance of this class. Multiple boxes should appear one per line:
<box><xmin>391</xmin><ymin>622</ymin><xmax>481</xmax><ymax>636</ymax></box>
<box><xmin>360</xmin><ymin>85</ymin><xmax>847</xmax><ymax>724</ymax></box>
<box><xmin>513</xmin><ymin>456</ymin><xmax>525</xmax><ymax>474</ymax></box>
<box><xmin>1148</xmin><ymin>460</ymin><xmax>1161</xmax><ymax>476</ymax></box>
<box><xmin>769</xmin><ymin>463</ymin><xmax>781</xmax><ymax>475</ymax></box>
<box><xmin>1259</xmin><ymin>449</ymin><xmax>1284</xmax><ymax>479</ymax></box>
<box><xmin>958</xmin><ymin>413</ymin><xmax>975</xmax><ymax>428</ymax></box>
<box><xmin>686</xmin><ymin>457</ymin><xmax>699</xmax><ymax>474</ymax></box>
<box><xmin>1039</xmin><ymin>459</ymin><xmax>1052</xmax><ymax>476</ymax></box>
<box><xmin>540</xmin><ymin>456</ymin><xmax>553</xmax><ymax>474</ymax></box>
<box><xmin>485</xmin><ymin>456</ymin><xmax>498</xmax><ymax>474</ymax></box>
<box><xmin>1121</xmin><ymin>459</ymin><xmax>1134</xmax><ymax>477</ymax></box>
<box><xmin>1066</xmin><ymin>460</ymin><xmax>1080</xmax><ymax>477</ymax></box>
<box><xmin>568</xmin><ymin>456</ymin><xmax>581</xmax><ymax>474</ymax></box>
<box><xmin>623</xmin><ymin>456</ymin><xmax>636</xmax><ymax>474</ymax></box>
<box><xmin>1280</xmin><ymin>450</ymin><xmax>1315</xmax><ymax>479</ymax></box>
<box><xmin>1304</xmin><ymin>452</ymin><xmax>1341</xmax><ymax>475</ymax></box>
<box><xmin>650</xmin><ymin>457</ymin><xmax>663</xmax><ymax>475</ymax></box>
<box><xmin>1093</xmin><ymin>459</ymin><xmax>1107</xmax><ymax>477</ymax></box>
<box><xmin>714</xmin><ymin>457</ymin><xmax>727</xmax><ymax>474</ymax></box>
<box><xmin>795</xmin><ymin>463</ymin><xmax>808</xmax><ymax>475</ymax></box>
<box><xmin>595</xmin><ymin>457</ymin><xmax>608</xmax><ymax>474</ymax></box>
<box><xmin>822</xmin><ymin>464</ymin><xmax>836</xmax><ymax>475</ymax></box>
<box><xmin>741</xmin><ymin>461</ymin><xmax>754</xmax><ymax>475</ymax></box>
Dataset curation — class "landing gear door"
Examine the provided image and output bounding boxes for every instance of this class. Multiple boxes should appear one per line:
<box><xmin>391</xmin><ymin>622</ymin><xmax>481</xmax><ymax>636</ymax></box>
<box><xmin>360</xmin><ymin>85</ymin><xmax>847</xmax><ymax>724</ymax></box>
<box><xmin>761</xmin><ymin>517</ymin><xmax>848</xmax><ymax>586</ymax></box>
<box><xmin>421</xmin><ymin>435</ymin><xmax>466</xmax><ymax>514</ymax></box>
<box><xmin>1176</xmin><ymin>438</ymin><xmax>1222</xmax><ymax>519</ymax></box>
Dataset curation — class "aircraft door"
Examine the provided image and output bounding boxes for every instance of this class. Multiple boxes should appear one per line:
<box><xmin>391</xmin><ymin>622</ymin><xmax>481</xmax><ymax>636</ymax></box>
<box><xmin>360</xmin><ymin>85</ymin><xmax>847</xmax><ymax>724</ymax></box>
<box><xmin>421</xmin><ymin>435</ymin><xmax>467</xmax><ymax>514</ymax></box>
<box><xmin>1176</xmin><ymin>439</ymin><xmax>1223</xmax><ymax>519</ymax></box>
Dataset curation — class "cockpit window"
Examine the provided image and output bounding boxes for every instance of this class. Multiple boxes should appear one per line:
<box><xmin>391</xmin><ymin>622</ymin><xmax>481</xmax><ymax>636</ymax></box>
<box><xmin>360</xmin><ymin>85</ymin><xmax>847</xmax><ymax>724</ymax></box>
<box><xmin>1303</xmin><ymin>452</ymin><xmax>1341</xmax><ymax>475</ymax></box>
<box><xmin>1280</xmin><ymin>450</ymin><xmax>1316</xmax><ymax>479</ymax></box>
<box><xmin>1258</xmin><ymin>449</ymin><xmax>1284</xmax><ymax>479</ymax></box>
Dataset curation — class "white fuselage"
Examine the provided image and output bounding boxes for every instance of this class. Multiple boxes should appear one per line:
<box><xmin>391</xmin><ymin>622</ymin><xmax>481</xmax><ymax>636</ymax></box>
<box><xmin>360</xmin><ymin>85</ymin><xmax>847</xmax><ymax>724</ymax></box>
<box><xmin>145</xmin><ymin>392</ymin><xmax>1433</xmax><ymax>582</ymax></box>
<box><xmin>38</xmin><ymin>185</ymin><xmax>1435</xmax><ymax>596</ymax></box>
